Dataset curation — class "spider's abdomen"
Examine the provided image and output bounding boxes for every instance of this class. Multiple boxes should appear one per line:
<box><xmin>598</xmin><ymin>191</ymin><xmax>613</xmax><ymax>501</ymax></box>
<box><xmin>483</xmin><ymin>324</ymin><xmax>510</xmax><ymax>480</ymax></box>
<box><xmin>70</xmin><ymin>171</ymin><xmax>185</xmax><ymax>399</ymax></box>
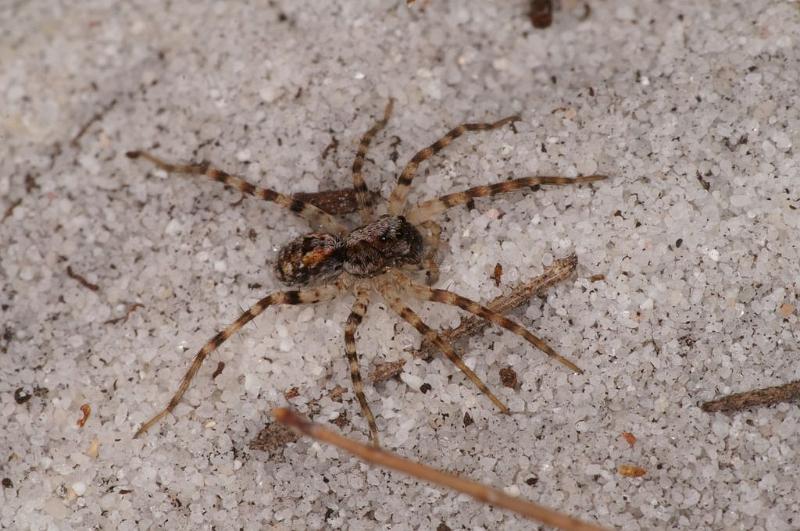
<box><xmin>343</xmin><ymin>215</ymin><xmax>423</xmax><ymax>278</ymax></box>
<box><xmin>274</xmin><ymin>233</ymin><xmax>345</xmax><ymax>285</ymax></box>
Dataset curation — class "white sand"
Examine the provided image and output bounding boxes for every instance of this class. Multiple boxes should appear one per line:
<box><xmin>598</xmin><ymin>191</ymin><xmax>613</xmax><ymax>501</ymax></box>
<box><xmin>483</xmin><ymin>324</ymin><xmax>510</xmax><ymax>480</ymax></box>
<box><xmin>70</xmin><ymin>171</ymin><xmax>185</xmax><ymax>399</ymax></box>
<box><xmin>2</xmin><ymin>1</ymin><xmax>799</xmax><ymax>529</ymax></box>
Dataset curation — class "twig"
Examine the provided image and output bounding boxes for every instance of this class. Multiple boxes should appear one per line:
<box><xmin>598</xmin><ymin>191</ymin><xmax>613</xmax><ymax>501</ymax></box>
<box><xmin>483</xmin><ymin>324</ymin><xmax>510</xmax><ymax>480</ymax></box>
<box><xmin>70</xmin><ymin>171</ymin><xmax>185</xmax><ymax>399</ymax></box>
<box><xmin>414</xmin><ymin>255</ymin><xmax>578</xmax><ymax>359</ymax></box>
<box><xmin>2</xmin><ymin>198</ymin><xmax>22</xmax><ymax>222</ymax></box>
<box><xmin>701</xmin><ymin>379</ymin><xmax>800</xmax><ymax>413</ymax></box>
<box><xmin>103</xmin><ymin>302</ymin><xmax>144</xmax><ymax>325</ymax></box>
<box><xmin>71</xmin><ymin>98</ymin><xmax>118</xmax><ymax>147</ymax></box>
<box><xmin>273</xmin><ymin>407</ymin><xmax>608</xmax><ymax>531</ymax></box>
<box><xmin>66</xmin><ymin>265</ymin><xmax>100</xmax><ymax>291</ymax></box>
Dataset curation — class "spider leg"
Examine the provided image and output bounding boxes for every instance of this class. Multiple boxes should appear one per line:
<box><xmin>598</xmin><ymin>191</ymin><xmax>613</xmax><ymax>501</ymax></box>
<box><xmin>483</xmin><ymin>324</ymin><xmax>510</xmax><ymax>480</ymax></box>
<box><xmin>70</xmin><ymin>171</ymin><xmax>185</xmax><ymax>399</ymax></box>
<box><xmin>387</xmin><ymin>114</ymin><xmax>519</xmax><ymax>216</ymax></box>
<box><xmin>133</xmin><ymin>282</ymin><xmax>344</xmax><ymax>438</ymax></box>
<box><xmin>393</xmin><ymin>271</ymin><xmax>582</xmax><ymax>373</ymax></box>
<box><xmin>419</xmin><ymin>220</ymin><xmax>442</xmax><ymax>285</ymax></box>
<box><xmin>352</xmin><ymin>99</ymin><xmax>394</xmax><ymax>223</ymax></box>
<box><xmin>125</xmin><ymin>150</ymin><xmax>348</xmax><ymax>235</ymax></box>
<box><xmin>344</xmin><ymin>286</ymin><xmax>380</xmax><ymax>446</ymax></box>
<box><xmin>407</xmin><ymin>175</ymin><xmax>607</xmax><ymax>224</ymax></box>
<box><xmin>374</xmin><ymin>282</ymin><xmax>510</xmax><ymax>414</ymax></box>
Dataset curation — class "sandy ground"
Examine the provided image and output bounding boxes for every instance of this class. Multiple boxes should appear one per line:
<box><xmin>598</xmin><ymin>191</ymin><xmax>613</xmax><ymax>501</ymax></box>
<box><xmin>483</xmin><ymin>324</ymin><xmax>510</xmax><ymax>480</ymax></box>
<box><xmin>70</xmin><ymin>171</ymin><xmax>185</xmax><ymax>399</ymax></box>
<box><xmin>2</xmin><ymin>1</ymin><xmax>799</xmax><ymax>529</ymax></box>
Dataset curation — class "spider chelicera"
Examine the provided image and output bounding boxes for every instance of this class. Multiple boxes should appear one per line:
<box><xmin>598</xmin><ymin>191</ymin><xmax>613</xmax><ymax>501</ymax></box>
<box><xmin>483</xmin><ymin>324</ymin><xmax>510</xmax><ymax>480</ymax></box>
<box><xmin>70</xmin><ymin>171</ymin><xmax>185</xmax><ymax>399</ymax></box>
<box><xmin>127</xmin><ymin>99</ymin><xmax>605</xmax><ymax>446</ymax></box>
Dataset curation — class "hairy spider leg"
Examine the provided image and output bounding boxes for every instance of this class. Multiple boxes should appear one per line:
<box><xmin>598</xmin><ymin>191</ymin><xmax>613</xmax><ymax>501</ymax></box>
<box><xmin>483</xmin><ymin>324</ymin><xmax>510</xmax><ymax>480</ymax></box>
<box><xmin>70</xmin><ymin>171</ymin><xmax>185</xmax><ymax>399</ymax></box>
<box><xmin>375</xmin><ymin>281</ymin><xmax>510</xmax><ymax>414</ymax></box>
<box><xmin>352</xmin><ymin>99</ymin><xmax>394</xmax><ymax>223</ymax></box>
<box><xmin>393</xmin><ymin>271</ymin><xmax>583</xmax><ymax>373</ymax></box>
<box><xmin>133</xmin><ymin>282</ymin><xmax>345</xmax><ymax>438</ymax></box>
<box><xmin>344</xmin><ymin>286</ymin><xmax>380</xmax><ymax>446</ymax></box>
<box><xmin>125</xmin><ymin>150</ymin><xmax>348</xmax><ymax>235</ymax></box>
<box><xmin>387</xmin><ymin>115</ymin><xmax>520</xmax><ymax>216</ymax></box>
<box><xmin>407</xmin><ymin>175</ymin><xmax>607</xmax><ymax>224</ymax></box>
<box><xmin>420</xmin><ymin>220</ymin><xmax>443</xmax><ymax>286</ymax></box>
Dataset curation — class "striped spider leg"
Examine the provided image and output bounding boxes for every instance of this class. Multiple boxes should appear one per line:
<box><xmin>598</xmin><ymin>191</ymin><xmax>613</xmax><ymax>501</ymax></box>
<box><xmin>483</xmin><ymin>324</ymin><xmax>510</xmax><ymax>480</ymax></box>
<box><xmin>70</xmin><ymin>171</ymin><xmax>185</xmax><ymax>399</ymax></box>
<box><xmin>373</xmin><ymin>277</ymin><xmax>510</xmax><ymax>415</ymax></box>
<box><xmin>391</xmin><ymin>270</ymin><xmax>582</xmax><ymax>373</ymax></box>
<box><xmin>124</xmin><ymin>149</ymin><xmax>347</xmax><ymax>235</ymax></box>
<box><xmin>133</xmin><ymin>282</ymin><xmax>346</xmax><ymax>438</ymax></box>
<box><xmin>387</xmin><ymin>114</ymin><xmax>520</xmax><ymax>216</ymax></box>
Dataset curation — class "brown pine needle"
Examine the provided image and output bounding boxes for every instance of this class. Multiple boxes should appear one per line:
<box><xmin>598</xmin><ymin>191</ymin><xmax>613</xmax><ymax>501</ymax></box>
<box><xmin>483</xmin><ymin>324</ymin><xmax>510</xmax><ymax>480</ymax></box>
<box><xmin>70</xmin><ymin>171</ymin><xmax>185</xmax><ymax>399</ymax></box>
<box><xmin>701</xmin><ymin>379</ymin><xmax>800</xmax><ymax>413</ymax></box>
<box><xmin>272</xmin><ymin>407</ymin><xmax>608</xmax><ymax>531</ymax></box>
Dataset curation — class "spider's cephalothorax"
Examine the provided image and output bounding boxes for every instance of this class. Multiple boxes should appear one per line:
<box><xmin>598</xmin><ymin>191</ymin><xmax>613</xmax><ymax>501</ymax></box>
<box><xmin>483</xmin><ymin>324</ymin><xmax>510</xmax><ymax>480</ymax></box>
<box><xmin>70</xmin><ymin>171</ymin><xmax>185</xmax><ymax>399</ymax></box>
<box><xmin>275</xmin><ymin>215</ymin><xmax>424</xmax><ymax>286</ymax></box>
<box><xmin>343</xmin><ymin>215</ymin><xmax>424</xmax><ymax>278</ymax></box>
<box><xmin>128</xmin><ymin>99</ymin><xmax>607</xmax><ymax>446</ymax></box>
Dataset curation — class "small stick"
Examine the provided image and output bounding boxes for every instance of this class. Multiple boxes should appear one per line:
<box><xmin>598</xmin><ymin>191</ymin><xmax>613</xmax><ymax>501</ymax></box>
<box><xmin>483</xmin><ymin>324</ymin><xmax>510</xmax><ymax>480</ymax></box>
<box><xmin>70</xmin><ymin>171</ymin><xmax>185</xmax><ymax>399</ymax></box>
<box><xmin>71</xmin><ymin>98</ymin><xmax>118</xmax><ymax>147</ymax></box>
<box><xmin>2</xmin><ymin>198</ymin><xmax>22</xmax><ymax>222</ymax></box>
<box><xmin>66</xmin><ymin>265</ymin><xmax>100</xmax><ymax>291</ymax></box>
<box><xmin>272</xmin><ymin>407</ymin><xmax>608</xmax><ymax>531</ymax></box>
<box><xmin>103</xmin><ymin>302</ymin><xmax>144</xmax><ymax>325</ymax></box>
<box><xmin>414</xmin><ymin>255</ymin><xmax>578</xmax><ymax>359</ymax></box>
<box><xmin>701</xmin><ymin>379</ymin><xmax>800</xmax><ymax>413</ymax></box>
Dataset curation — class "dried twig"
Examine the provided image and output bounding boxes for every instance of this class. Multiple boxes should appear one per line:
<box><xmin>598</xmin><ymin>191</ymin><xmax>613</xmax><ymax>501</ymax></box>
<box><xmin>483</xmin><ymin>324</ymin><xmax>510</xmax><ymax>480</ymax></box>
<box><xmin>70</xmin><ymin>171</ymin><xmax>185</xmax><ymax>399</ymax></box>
<box><xmin>71</xmin><ymin>98</ymin><xmax>118</xmax><ymax>147</ymax></box>
<box><xmin>701</xmin><ymin>379</ymin><xmax>800</xmax><ymax>413</ymax></box>
<box><xmin>2</xmin><ymin>198</ymin><xmax>22</xmax><ymax>222</ymax></box>
<box><xmin>104</xmin><ymin>302</ymin><xmax>144</xmax><ymax>325</ymax></box>
<box><xmin>66</xmin><ymin>265</ymin><xmax>100</xmax><ymax>291</ymax></box>
<box><xmin>273</xmin><ymin>407</ymin><xmax>608</xmax><ymax>531</ymax></box>
<box><xmin>414</xmin><ymin>255</ymin><xmax>578</xmax><ymax>360</ymax></box>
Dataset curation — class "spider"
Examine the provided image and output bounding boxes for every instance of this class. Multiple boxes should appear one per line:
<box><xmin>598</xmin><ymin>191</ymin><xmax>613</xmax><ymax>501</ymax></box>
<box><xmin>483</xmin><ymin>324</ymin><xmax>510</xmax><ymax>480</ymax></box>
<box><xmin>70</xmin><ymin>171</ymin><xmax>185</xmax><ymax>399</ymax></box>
<box><xmin>127</xmin><ymin>99</ymin><xmax>606</xmax><ymax>446</ymax></box>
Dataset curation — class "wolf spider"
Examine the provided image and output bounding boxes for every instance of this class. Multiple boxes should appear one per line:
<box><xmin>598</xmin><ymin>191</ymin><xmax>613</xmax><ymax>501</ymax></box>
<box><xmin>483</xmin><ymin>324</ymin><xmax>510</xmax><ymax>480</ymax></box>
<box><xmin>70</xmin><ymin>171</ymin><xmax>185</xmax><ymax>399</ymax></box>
<box><xmin>127</xmin><ymin>99</ymin><xmax>605</xmax><ymax>446</ymax></box>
